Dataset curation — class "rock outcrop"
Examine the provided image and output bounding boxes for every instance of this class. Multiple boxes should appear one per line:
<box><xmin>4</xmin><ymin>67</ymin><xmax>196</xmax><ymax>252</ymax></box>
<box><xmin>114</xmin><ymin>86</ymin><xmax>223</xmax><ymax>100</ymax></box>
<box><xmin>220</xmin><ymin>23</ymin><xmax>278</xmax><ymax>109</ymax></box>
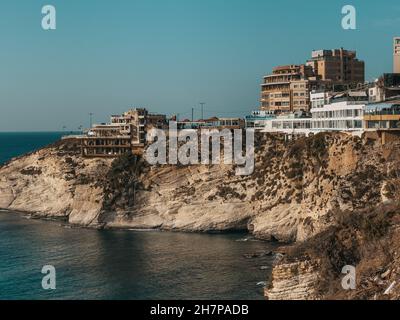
<box><xmin>265</xmin><ymin>259</ymin><xmax>321</xmax><ymax>300</ymax></box>
<box><xmin>265</xmin><ymin>203</ymin><xmax>400</xmax><ymax>300</ymax></box>
<box><xmin>1</xmin><ymin>132</ymin><xmax>399</xmax><ymax>245</ymax></box>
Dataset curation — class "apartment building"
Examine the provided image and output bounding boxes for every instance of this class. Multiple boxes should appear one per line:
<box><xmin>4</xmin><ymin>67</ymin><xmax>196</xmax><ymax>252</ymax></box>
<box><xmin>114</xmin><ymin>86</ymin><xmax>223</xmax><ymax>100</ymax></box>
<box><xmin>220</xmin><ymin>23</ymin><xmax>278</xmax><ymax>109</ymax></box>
<box><xmin>81</xmin><ymin>108</ymin><xmax>167</xmax><ymax>157</ymax></box>
<box><xmin>112</xmin><ymin>108</ymin><xmax>147</xmax><ymax>146</ymax></box>
<box><xmin>306</xmin><ymin>48</ymin><xmax>365</xmax><ymax>83</ymax></box>
<box><xmin>290</xmin><ymin>79</ymin><xmax>315</xmax><ymax>111</ymax></box>
<box><xmin>260</xmin><ymin>65</ymin><xmax>317</xmax><ymax>113</ymax></box>
<box><xmin>260</xmin><ymin>48</ymin><xmax>364</xmax><ymax>114</ymax></box>
<box><xmin>81</xmin><ymin>123</ymin><xmax>132</xmax><ymax>157</ymax></box>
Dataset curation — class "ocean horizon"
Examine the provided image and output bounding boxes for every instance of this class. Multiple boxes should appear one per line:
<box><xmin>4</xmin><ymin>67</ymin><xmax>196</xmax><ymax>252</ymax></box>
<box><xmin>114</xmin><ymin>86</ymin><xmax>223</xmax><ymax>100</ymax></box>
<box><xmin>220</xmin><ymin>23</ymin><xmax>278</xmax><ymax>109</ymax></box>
<box><xmin>0</xmin><ymin>132</ymin><xmax>77</xmax><ymax>165</ymax></box>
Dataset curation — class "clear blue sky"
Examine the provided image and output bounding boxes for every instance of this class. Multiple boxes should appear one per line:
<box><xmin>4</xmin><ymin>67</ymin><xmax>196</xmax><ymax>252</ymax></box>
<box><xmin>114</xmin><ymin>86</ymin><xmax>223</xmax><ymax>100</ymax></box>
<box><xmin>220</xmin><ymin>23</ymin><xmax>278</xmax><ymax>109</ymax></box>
<box><xmin>0</xmin><ymin>0</ymin><xmax>399</xmax><ymax>131</ymax></box>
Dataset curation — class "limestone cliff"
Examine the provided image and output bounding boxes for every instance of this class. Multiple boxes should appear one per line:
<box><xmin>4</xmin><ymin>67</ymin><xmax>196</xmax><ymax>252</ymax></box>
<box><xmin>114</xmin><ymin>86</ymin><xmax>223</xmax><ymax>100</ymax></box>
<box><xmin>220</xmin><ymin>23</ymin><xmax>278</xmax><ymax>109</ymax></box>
<box><xmin>265</xmin><ymin>203</ymin><xmax>400</xmax><ymax>300</ymax></box>
<box><xmin>262</xmin><ymin>133</ymin><xmax>400</xmax><ymax>300</ymax></box>
<box><xmin>0</xmin><ymin>132</ymin><xmax>398</xmax><ymax>244</ymax></box>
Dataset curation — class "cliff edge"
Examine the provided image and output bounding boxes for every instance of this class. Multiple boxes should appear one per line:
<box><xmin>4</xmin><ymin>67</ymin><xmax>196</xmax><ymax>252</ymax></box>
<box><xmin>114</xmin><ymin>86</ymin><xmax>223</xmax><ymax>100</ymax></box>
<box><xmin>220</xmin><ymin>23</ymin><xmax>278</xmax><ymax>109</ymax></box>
<box><xmin>0</xmin><ymin>132</ymin><xmax>397</xmax><ymax>244</ymax></box>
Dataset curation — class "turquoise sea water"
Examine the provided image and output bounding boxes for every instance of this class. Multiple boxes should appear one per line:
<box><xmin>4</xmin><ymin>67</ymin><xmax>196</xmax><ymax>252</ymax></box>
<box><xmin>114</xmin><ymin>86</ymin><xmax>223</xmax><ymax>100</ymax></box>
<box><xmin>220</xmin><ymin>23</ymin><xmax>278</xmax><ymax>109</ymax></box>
<box><xmin>0</xmin><ymin>212</ymin><xmax>275</xmax><ymax>300</ymax></box>
<box><xmin>0</xmin><ymin>132</ymin><xmax>68</xmax><ymax>165</ymax></box>
<box><xmin>0</xmin><ymin>133</ymin><xmax>275</xmax><ymax>300</ymax></box>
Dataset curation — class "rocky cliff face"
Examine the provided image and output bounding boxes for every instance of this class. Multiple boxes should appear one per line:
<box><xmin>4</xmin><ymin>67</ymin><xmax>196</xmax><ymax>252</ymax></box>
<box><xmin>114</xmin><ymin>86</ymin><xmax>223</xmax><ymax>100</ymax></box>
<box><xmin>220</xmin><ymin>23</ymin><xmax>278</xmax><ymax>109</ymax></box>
<box><xmin>1</xmin><ymin>132</ymin><xmax>400</xmax><ymax>300</ymax></box>
<box><xmin>265</xmin><ymin>203</ymin><xmax>400</xmax><ymax>300</ymax></box>
<box><xmin>264</xmin><ymin>258</ymin><xmax>322</xmax><ymax>300</ymax></box>
<box><xmin>262</xmin><ymin>133</ymin><xmax>400</xmax><ymax>300</ymax></box>
<box><xmin>0</xmin><ymin>140</ymin><xmax>111</xmax><ymax>226</ymax></box>
<box><xmin>0</xmin><ymin>132</ymin><xmax>398</xmax><ymax>244</ymax></box>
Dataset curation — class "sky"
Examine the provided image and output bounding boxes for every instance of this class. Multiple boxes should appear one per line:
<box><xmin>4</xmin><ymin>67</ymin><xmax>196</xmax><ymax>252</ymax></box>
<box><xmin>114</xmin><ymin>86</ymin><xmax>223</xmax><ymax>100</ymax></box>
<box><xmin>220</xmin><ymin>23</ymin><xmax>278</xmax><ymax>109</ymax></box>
<box><xmin>0</xmin><ymin>0</ymin><xmax>400</xmax><ymax>131</ymax></box>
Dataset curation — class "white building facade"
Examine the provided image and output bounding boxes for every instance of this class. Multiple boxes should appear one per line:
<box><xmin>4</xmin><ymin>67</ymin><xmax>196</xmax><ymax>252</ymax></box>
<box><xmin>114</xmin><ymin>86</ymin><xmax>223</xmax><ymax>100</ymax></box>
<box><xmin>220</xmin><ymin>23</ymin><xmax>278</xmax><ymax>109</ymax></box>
<box><xmin>310</xmin><ymin>92</ymin><xmax>366</xmax><ymax>133</ymax></box>
<box><xmin>246</xmin><ymin>91</ymin><xmax>367</xmax><ymax>136</ymax></box>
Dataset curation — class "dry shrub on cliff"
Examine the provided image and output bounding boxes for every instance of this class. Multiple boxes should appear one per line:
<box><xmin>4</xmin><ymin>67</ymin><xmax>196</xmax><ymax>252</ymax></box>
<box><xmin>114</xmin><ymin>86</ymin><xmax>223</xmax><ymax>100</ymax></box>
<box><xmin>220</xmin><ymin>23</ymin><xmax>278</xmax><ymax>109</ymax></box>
<box><xmin>285</xmin><ymin>203</ymin><xmax>400</xmax><ymax>299</ymax></box>
<box><xmin>54</xmin><ymin>139</ymin><xmax>82</xmax><ymax>156</ymax></box>
<box><xmin>290</xmin><ymin>133</ymin><xmax>328</xmax><ymax>157</ymax></box>
<box><xmin>383</xmin><ymin>181</ymin><xmax>400</xmax><ymax>200</ymax></box>
<box><xmin>216</xmin><ymin>185</ymin><xmax>246</xmax><ymax>200</ymax></box>
<box><xmin>102</xmin><ymin>153</ymin><xmax>147</xmax><ymax>210</ymax></box>
<box><xmin>20</xmin><ymin>166</ymin><xmax>42</xmax><ymax>176</ymax></box>
<box><xmin>287</xmin><ymin>137</ymin><xmax>307</xmax><ymax>159</ymax></box>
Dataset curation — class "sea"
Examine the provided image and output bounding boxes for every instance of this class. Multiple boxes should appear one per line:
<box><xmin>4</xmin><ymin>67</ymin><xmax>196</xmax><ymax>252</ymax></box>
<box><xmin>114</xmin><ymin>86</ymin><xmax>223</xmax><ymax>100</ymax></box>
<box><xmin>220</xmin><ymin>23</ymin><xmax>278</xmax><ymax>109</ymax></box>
<box><xmin>0</xmin><ymin>132</ymin><xmax>276</xmax><ymax>300</ymax></box>
<box><xmin>0</xmin><ymin>132</ymin><xmax>67</xmax><ymax>165</ymax></box>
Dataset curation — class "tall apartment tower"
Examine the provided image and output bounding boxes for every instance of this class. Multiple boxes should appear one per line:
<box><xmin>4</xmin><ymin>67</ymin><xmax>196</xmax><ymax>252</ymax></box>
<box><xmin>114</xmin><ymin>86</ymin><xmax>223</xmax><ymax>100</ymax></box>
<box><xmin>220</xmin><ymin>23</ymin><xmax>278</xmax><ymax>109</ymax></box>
<box><xmin>394</xmin><ymin>37</ymin><xmax>400</xmax><ymax>73</ymax></box>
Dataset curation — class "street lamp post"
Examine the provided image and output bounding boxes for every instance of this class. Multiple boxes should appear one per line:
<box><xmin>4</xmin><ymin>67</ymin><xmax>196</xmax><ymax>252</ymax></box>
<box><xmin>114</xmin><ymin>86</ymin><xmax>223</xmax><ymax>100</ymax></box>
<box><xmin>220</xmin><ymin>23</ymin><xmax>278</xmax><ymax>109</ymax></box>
<box><xmin>200</xmin><ymin>102</ymin><xmax>205</xmax><ymax>120</ymax></box>
<box><xmin>89</xmin><ymin>113</ymin><xmax>93</xmax><ymax>128</ymax></box>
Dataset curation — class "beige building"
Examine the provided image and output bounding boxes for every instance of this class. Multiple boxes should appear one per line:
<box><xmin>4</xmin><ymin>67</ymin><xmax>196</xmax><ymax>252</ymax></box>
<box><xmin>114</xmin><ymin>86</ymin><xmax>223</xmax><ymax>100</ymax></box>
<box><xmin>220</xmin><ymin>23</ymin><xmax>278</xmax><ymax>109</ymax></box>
<box><xmin>260</xmin><ymin>48</ymin><xmax>365</xmax><ymax>113</ymax></box>
<box><xmin>81</xmin><ymin>108</ymin><xmax>167</xmax><ymax>157</ymax></box>
<box><xmin>260</xmin><ymin>65</ymin><xmax>333</xmax><ymax>113</ymax></box>
<box><xmin>80</xmin><ymin>123</ymin><xmax>132</xmax><ymax>157</ymax></box>
<box><xmin>290</xmin><ymin>80</ymin><xmax>313</xmax><ymax>111</ymax></box>
<box><xmin>306</xmin><ymin>48</ymin><xmax>365</xmax><ymax>83</ymax></box>
<box><xmin>394</xmin><ymin>37</ymin><xmax>400</xmax><ymax>73</ymax></box>
<box><xmin>260</xmin><ymin>65</ymin><xmax>313</xmax><ymax>112</ymax></box>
